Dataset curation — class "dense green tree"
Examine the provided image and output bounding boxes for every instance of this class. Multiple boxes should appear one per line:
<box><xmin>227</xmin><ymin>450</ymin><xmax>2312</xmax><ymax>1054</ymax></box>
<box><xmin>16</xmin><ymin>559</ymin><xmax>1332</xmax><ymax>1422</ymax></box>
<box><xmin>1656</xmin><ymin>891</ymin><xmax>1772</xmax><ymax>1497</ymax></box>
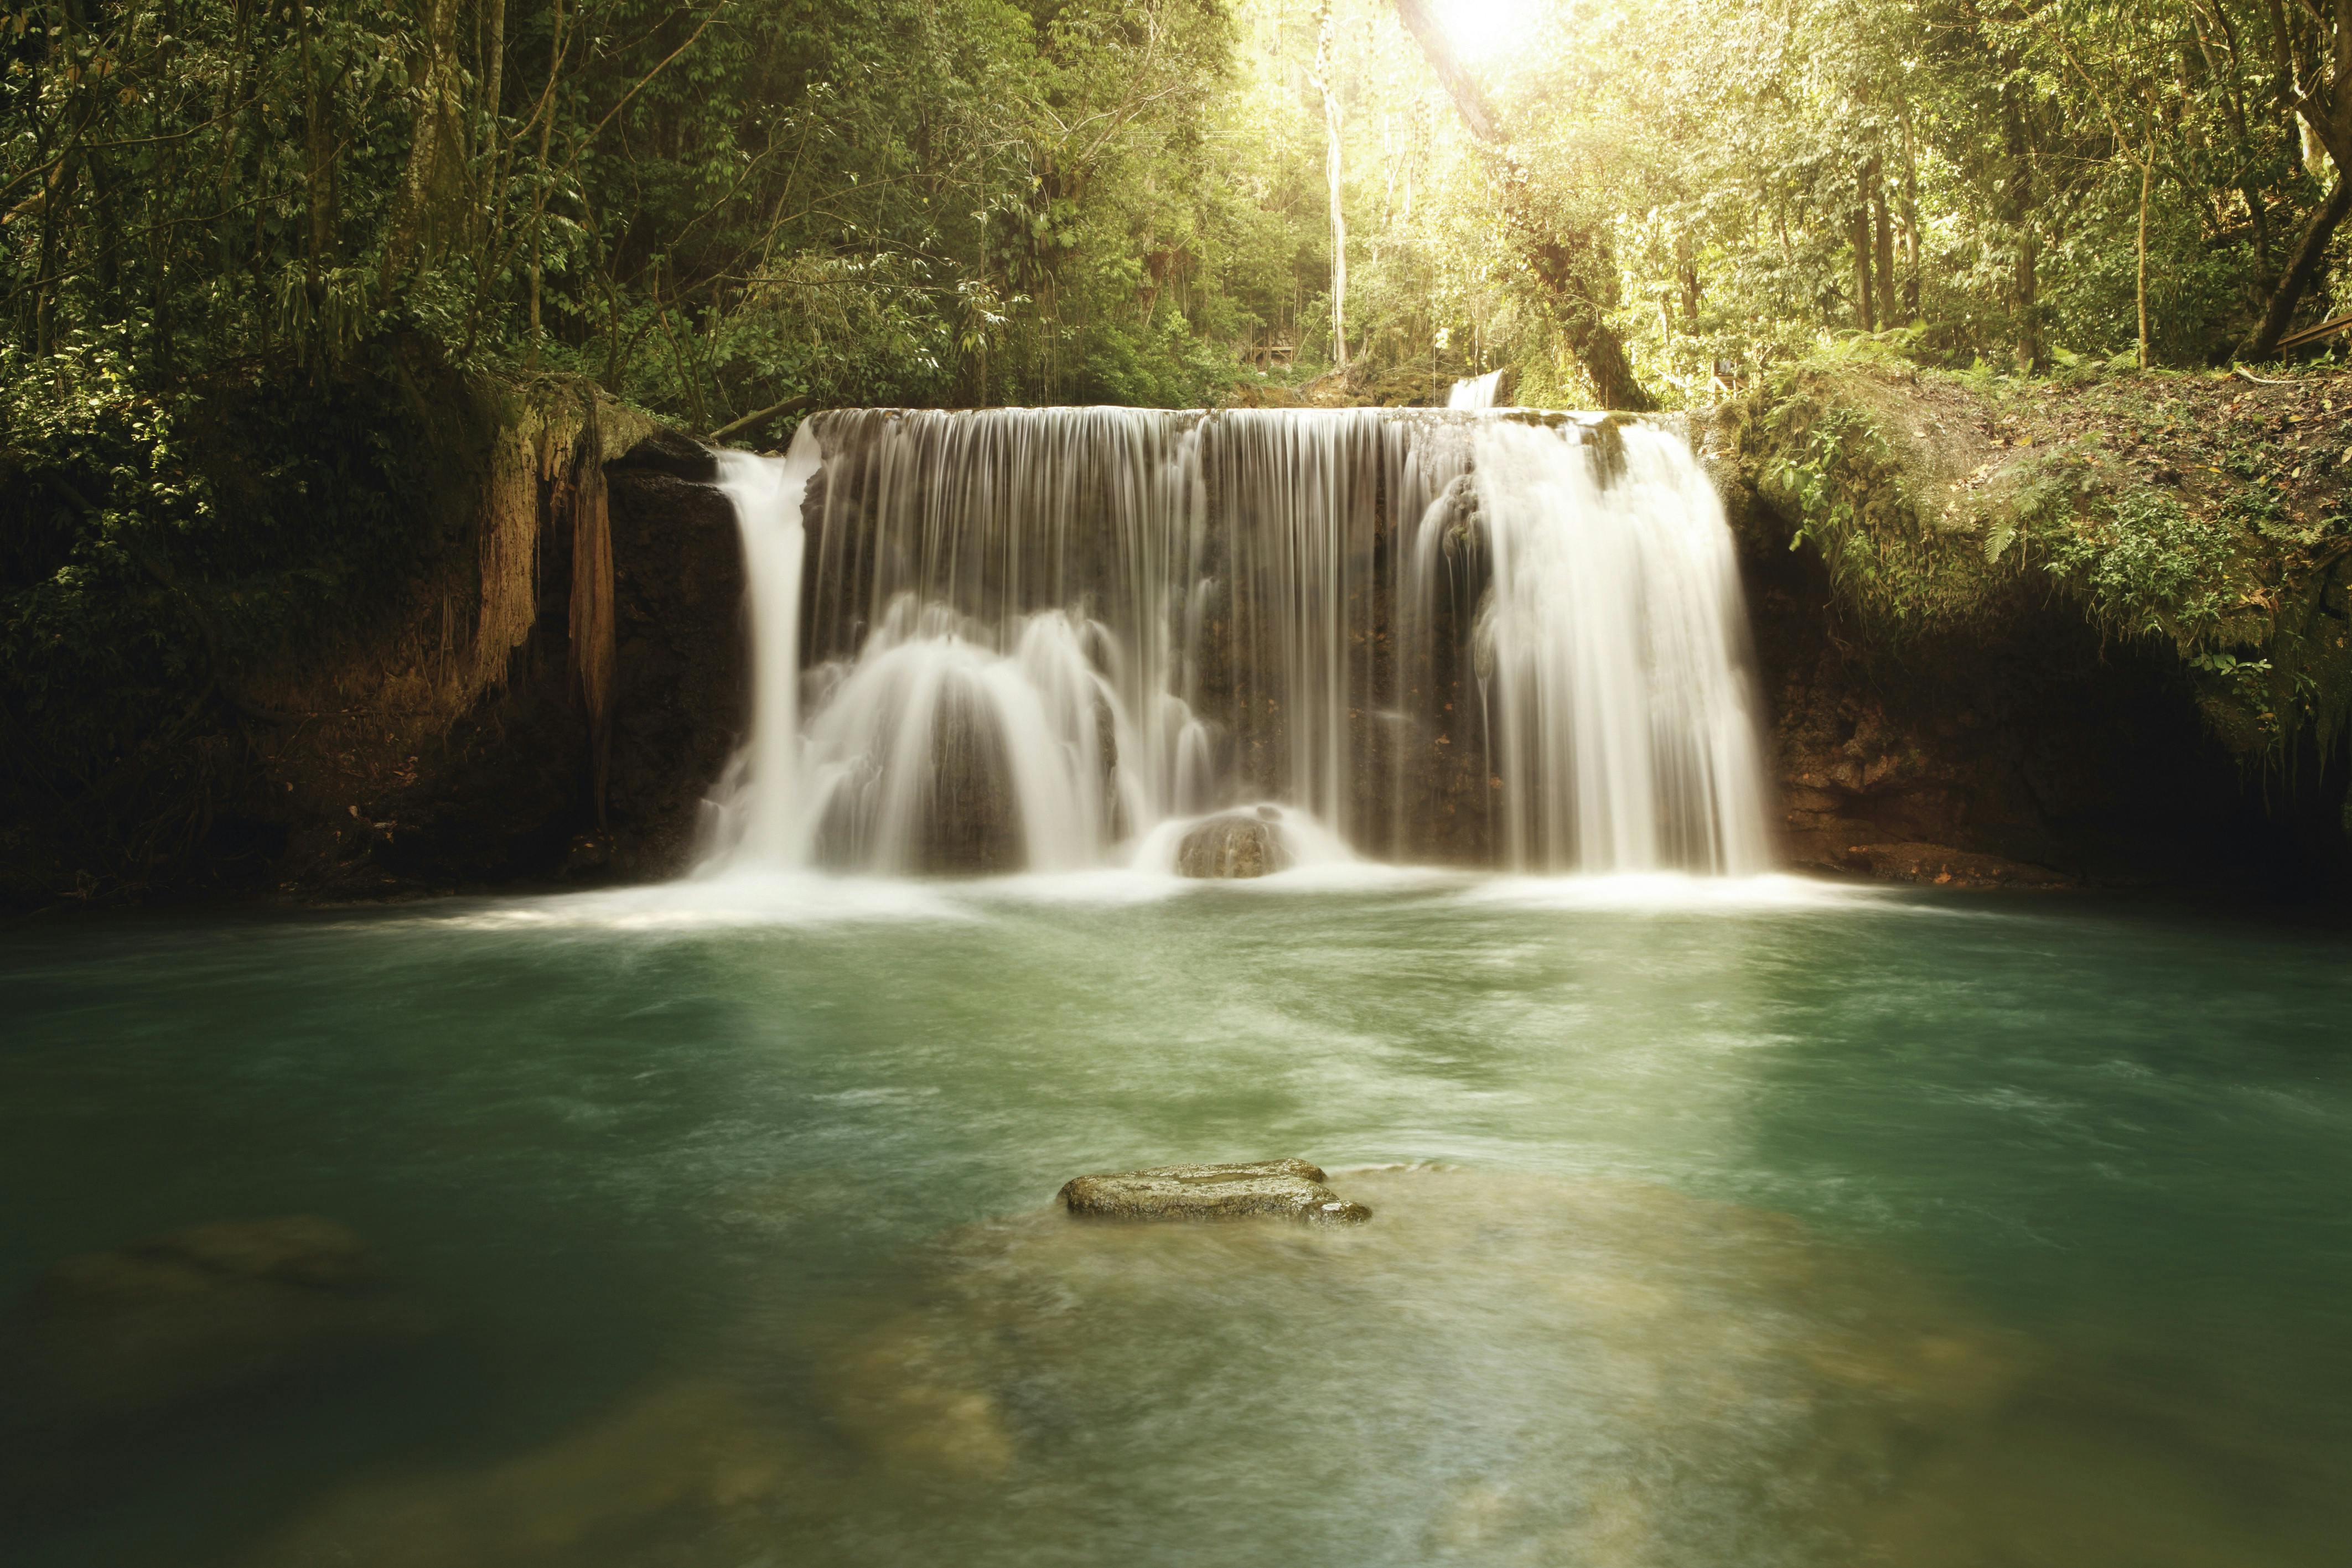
<box><xmin>6</xmin><ymin>0</ymin><xmax>2350</xmax><ymax>422</ymax></box>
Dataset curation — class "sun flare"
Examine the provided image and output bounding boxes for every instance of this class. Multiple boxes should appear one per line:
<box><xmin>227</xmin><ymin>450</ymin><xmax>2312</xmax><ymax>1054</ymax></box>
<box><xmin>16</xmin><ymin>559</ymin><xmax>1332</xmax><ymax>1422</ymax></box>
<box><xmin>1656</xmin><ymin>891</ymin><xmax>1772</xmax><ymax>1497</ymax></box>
<box><xmin>1437</xmin><ymin>0</ymin><xmax>1551</xmax><ymax>64</ymax></box>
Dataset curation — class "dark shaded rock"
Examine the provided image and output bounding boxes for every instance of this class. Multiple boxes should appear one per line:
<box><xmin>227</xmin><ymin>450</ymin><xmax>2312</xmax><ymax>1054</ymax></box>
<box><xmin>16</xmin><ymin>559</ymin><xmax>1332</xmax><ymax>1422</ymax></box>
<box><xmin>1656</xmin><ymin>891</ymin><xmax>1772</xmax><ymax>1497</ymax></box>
<box><xmin>1058</xmin><ymin>1159</ymin><xmax>1371</xmax><ymax>1224</ymax></box>
<box><xmin>3</xmin><ymin>1216</ymin><xmax>429</xmax><ymax>1427</ymax></box>
<box><xmin>918</xmin><ymin>688</ymin><xmax>1023</xmax><ymax>874</ymax></box>
<box><xmin>606</xmin><ymin>427</ymin><xmax>720</xmax><ymax>484</ymax></box>
<box><xmin>602</xmin><ymin>463</ymin><xmax>748</xmax><ymax>880</ymax></box>
<box><xmin>1175</xmin><ymin>809</ymin><xmax>1289</xmax><ymax>878</ymax></box>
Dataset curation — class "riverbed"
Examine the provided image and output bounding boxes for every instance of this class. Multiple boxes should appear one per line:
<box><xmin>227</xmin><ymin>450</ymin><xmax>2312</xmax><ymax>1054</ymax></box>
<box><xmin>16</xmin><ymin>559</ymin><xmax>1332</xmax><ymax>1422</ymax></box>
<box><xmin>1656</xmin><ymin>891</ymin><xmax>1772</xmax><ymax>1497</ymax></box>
<box><xmin>6</xmin><ymin>870</ymin><xmax>2348</xmax><ymax>1566</ymax></box>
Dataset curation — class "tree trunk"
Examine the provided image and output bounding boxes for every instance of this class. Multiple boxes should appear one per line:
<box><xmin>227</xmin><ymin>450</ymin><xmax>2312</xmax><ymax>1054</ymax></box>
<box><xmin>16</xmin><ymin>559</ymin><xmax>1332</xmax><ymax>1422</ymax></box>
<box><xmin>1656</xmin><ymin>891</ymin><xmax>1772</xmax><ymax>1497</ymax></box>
<box><xmin>2014</xmin><ymin>225</ymin><xmax>2042</xmax><ymax>372</ymax></box>
<box><xmin>2003</xmin><ymin>89</ymin><xmax>2043</xmax><ymax>372</ymax></box>
<box><xmin>385</xmin><ymin>0</ymin><xmax>465</xmax><ymax>281</ymax></box>
<box><xmin>2245</xmin><ymin>183</ymin><xmax>2275</xmax><ymax>289</ymax></box>
<box><xmin>526</xmin><ymin>0</ymin><xmax>567</xmax><ymax>371</ymax></box>
<box><xmin>1870</xmin><ymin>161</ymin><xmax>1897</xmax><ymax>328</ymax></box>
<box><xmin>1851</xmin><ymin>178</ymin><xmax>1876</xmax><ymax>332</ymax></box>
<box><xmin>296</xmin><ymin>0</ymin><xmax>332</xmax><ymax>304</ymax></box>
<box><xmin>1899</xmin><ymin>100</ymin><xmax>1922</xmax><ymax>318</ymax></box>
<box><xmin>1314</xmin><ymin>1</ymin><xmax>1348</xmax><ymax>370</ymax></box>
<box><xmin>2136</xmin><ymin>155</ymin><xmax>2152</xmax><ymax>368</ymax></box>
<box><xmin>2244</xmin><ymin>173</ymin><xmax>2352</xmax><ymax>357</ymax></box>
<box><xmin>1388</xmin><ymin>0</ymin><xmax>1650</xmax><ymax>408</ymax></box>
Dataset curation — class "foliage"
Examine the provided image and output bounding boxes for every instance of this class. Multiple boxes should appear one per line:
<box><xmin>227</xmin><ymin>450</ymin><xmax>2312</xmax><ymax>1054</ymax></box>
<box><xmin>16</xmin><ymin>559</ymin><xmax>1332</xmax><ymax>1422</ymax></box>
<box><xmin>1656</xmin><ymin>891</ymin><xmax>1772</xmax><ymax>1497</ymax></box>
<box><xmin>1745</xmin><ymin>356</ymin><xmax>2352</xmax><ymax>767</ymax></box>
<box><xmin>2043</xmin><ymin>488</ymin><xmax>2242</xmax><ymax>641</ymax></box>
<box><xmin>10</xmin><ymin>0</ymin><xmax>2346</xmax><ymax>424</ymax></box>
<box><xmin>0</xmin><ymin>326</ymin><xmax>478</xmax><ymax>889</ymax></box>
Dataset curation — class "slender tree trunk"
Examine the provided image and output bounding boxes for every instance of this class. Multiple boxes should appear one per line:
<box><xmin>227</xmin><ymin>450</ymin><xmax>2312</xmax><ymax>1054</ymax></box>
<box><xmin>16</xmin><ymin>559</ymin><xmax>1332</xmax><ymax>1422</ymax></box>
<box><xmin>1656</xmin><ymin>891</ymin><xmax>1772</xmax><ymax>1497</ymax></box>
<box><xmin>1899</xmin><ymin>99</ymin><xmax>1922</xmax><ymax>318</ymax></box>
<box><xmin>1313</xmin><ymin>1</ymin><xmax>1347</xmax><ymax>370</ymax></box>
<box><xmin>296</xmin><ymin>0</ymin><xmax>331</xmax><ymax>316</ymax></box>
<box><xmin>477</xmin><ymin>0</ymin><xmax>505</xmax><ymax>257</ymax></box>
<box><xmin>526</xmin><ymin>0</ymin><xmax>566</xmax><ymax>371</ymax></box>
<box><xmin>2244</xmin><ymin>172</ymin><xmax>2352</xmax><ymax>357</ymax></box>
<box><xmin>2003</xmin><ymin>90</ymin><xmax>2043</xmax><ymax>372</ymax></box>
<box><xmin>2137</xmin><ymin>154</ymin><xmax>2152</xmax><ymax>367</ymax></box>
<box><xmin>2245</xmin><ymin>183</ymin><xmax>2275</xmax><ymax>288</ymax></box>
<box><xmin>1870</xmin><ymin>160</ymin><xmax>1897</xmax><ymax>328</ymax></box>
<box><xmin>2014</xmin><ymin>225</ymin><xmax>2042</xmax><ymax>371</ymax></box>
<box><xmin>1851</xmin><ymin>174</ymin><xmax>1876</xmax><ymax>331</ymax></box>
<box><xmin>484</xmin><ymin>0</ymin><xmax>505</xmax><ymax>132</ymax></box>
<box><xmin>386</xmin><ymin>0</ymin><xmax>464</xmax><ymax>282</ymax></box>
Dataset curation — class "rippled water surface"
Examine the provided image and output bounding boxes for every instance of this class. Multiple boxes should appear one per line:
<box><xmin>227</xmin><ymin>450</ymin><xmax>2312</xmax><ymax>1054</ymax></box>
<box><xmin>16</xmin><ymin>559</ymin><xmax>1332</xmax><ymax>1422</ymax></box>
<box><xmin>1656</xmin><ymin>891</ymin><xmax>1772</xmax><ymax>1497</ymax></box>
<box><xmin>5</xmin><ymin>873</ymin><xmax>2350</xmax><ymax>1566</ymax></box>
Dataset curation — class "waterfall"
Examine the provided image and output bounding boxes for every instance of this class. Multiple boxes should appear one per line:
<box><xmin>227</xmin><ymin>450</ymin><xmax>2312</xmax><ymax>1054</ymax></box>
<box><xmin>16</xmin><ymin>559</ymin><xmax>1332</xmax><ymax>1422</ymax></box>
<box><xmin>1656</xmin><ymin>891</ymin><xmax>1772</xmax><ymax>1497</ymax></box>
<box><xmin>1447</xmin><ymin>371</ymin><xmax>1504</xmax><ymax>410</ymax></box>
<box><xmin>1467</xmin><ymin>421</ymin><xmax>1771</xmax><ymax>872</ymax></box>
<box><xmin>705</xmin><ymin>436</ymin><xmax>822</xmax><ymax>865</ymax></box>
<box><xmin>700</xmin><ymin>408</ymin><xmax>1771</xmax><ymax>877</ymax></box>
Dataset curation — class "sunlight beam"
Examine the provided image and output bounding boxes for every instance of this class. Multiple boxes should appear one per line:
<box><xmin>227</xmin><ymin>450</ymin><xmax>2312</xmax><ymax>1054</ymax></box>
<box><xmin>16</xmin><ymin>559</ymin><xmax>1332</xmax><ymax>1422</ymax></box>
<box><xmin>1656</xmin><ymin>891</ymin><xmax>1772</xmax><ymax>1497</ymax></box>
<box><xmin>1435</xmin><ymin>0</ymin><xmax>1547</xmax><ymax>66</ymax></box>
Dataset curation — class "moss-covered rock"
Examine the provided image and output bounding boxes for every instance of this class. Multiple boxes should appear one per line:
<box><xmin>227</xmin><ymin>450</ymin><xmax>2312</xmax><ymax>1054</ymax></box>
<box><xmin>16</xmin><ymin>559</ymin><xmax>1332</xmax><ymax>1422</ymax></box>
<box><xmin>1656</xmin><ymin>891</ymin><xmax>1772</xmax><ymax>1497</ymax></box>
<box><xmin>1726</xmin><ymin>353</ymin><xmax>2352</xmax><ymax>885</ymax></box>
<box><xmin>1735</xmin><ymin>357</ymin><xmax>2352</xmax><ymax>764</ymax></box>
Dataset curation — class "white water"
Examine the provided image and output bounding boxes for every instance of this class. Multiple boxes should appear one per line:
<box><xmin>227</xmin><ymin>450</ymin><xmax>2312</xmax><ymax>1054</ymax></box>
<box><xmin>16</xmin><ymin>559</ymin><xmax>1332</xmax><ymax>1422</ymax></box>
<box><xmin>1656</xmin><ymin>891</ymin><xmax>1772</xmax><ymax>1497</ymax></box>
<box><xmin>700</xmin><ymin>408</ymin><xmax>1771</xmax><ymax>878</ymax></box>
<box><xmin>705</xmin><ymin>435</ymin><xmax>822</xmax><ymax>865</ymax></box>
<box><xmin>1467</xmin><ymin>422</ymin><xmax>1771</xmax><ymax>871</ymax></box>
<box><xmin>1447</xmin><ymin>371</ymin><xmax>1504</xmax><ymax>409</ymax></box>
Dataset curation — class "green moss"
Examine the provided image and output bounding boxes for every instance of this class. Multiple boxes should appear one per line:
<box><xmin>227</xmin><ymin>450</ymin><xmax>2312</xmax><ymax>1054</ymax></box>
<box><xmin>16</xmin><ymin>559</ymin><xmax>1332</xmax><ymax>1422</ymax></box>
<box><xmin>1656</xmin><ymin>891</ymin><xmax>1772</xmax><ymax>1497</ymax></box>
<box><xmin>1740</xmin><ymin>356</ymin><xmax>2352</xmax><ymax>769</ymax></box>
<box><xmin>1742</xmin><ymin>366</ymin><xmax>2021</xmax><ymax>637</ymax></box>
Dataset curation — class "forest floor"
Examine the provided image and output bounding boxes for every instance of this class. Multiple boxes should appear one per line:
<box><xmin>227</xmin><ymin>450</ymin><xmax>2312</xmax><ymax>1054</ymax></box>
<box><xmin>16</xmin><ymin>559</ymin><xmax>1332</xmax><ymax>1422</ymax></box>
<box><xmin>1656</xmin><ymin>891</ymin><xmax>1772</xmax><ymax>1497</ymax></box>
<box><xmin>1953</xmin><ymin>361</ymin><xmax>2352</xmax><ymax>546</ymax></box>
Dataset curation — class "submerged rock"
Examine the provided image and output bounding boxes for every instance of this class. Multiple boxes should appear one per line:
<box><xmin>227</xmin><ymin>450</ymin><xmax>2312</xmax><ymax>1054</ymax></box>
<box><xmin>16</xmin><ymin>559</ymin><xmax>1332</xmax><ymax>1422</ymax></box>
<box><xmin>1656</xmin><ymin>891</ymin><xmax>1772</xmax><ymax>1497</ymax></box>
<box><xmin>203</xmin><ymin>1169</ymin><xmax>2276</xmax><ymax>1568</ymax></box>
<box><xmin>1174</xmin><ymin>809</ymin><xmax>1290</xmax><ymax>878</ymax></box>
<box><xmin>4</xmin><ymin>1215</ymin><xmax>428</xmax><ymax>1427</ymax></box>
<box><xmin>1058</xmin><ymin>1158</ymin><xmax>1371</xmax><ymax>1224</ymax></box>
<box><xmin>246</xmin><ymin>1379</ymin><xmax>809</xmax><ymax>1568</ymax></box>
<box><xmin>804</xmin><ymin>1167</ymin><xmax>2049</xmax><ymax>1564</ymax></box>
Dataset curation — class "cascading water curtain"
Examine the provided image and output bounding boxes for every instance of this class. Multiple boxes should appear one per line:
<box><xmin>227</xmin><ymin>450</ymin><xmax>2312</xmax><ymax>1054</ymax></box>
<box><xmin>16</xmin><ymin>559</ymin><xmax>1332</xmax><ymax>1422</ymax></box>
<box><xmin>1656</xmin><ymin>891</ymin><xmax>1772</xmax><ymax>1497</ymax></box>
<box><xmin>701</xmin><ymin>408</ymin><xmax>1773</xmax><ymax>877</ymax></box>
<box><xmin>1455</xmin><ymin>422</ymin><xmax>1773</xmax><ymax>873</ymax></box>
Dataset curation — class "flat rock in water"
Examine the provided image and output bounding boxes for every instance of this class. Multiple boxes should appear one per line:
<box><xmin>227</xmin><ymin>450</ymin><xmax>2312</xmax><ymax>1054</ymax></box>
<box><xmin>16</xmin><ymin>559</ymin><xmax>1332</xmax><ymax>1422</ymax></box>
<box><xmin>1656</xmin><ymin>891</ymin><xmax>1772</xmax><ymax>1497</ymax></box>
<box><xmin>1058</xmin><ymin>1159</ymin><xmax>1371</xmax><ymax>1224</ymax></box>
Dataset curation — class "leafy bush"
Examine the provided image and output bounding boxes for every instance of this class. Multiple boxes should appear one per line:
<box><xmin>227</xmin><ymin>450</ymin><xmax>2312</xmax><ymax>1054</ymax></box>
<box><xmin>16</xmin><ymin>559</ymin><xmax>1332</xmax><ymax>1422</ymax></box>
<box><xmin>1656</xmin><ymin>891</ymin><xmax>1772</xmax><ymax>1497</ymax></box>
<box><xmin>2043</xmin><ymin>490</ymin><xmax>2240</xmax><ymax>643</ymax></box>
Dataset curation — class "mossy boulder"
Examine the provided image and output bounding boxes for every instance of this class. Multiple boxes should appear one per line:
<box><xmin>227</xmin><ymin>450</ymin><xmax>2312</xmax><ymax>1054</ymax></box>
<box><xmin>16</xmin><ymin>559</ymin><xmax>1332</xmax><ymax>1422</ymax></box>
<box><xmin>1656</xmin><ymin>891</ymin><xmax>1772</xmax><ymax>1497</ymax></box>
<box><xmin>1731</xmin><ymin>357</ymin><xmax>2352</xmax><ymax>764</ymax></box>
<box><xmin>1723</xmin><ymin>354</ymin><xmax>2352</xmax><ymax>886</ymax></box>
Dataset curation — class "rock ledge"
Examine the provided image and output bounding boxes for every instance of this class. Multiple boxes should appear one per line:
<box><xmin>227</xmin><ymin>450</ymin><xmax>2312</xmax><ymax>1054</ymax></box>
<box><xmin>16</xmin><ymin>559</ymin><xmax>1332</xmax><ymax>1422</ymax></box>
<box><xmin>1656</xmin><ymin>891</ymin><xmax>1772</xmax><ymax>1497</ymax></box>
<box><xmin>1058</xmin><ymin>1159</ymin><xmax>1371</xmax><ymax>1224</ymax></box>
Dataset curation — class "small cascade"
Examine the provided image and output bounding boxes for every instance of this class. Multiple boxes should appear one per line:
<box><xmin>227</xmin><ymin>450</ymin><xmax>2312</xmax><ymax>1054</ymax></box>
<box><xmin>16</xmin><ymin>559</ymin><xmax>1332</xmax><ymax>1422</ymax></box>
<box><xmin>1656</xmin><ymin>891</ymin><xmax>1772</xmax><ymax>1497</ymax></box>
<box><xmin>700</xmin><ymin>406</ymin><xmax>1771</xmax><ymax>877</ymax></box>
<box><xmin>1462</xmin><ymin>422</ymin><xmax>1771</xmax><ymax>871</ymax></box>
<box><xmin>706</xmin><ymin>438</ymin><xmax>820</xmax><ymax>865</ymax></box>
<box><xmin>1447</xmin><ymin>371</ymin><xmax>1504</xmax><ymax>409</ymax></box>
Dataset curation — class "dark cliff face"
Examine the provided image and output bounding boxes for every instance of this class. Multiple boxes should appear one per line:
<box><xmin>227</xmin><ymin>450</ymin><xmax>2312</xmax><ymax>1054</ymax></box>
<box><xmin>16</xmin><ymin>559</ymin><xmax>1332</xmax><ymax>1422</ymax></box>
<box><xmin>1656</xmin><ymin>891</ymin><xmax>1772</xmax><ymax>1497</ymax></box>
<box><xmin>295</xmin><ymin>425</ymin><xmax>749</xmax><ymax>898</ymax></box>
<box><xmin>249</xmin><ymin>420</ymin><xmax>749</xmax><ymax>902</ymax></box>
<box><xmin>1</xmin><ymin>394</ymin><xmax>749</xmax><ymax>912</ymax></box>
<box><xmin>1735</xmin><ymin>526</ymin><xmax>2251</xmax><ymax>890</ymax></box>
<box><xmin>600</xmin><ymin>435</ymin><xmax>746</xmax><ymax>883</ymax></box>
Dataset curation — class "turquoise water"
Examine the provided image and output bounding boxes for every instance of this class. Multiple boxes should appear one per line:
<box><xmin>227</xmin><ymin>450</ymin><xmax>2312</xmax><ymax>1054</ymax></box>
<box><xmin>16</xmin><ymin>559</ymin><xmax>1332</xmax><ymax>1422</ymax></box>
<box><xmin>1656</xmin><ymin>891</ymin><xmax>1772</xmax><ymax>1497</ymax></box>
<box><xmin>4</xmin><ymin>871</ymin><xmax>2349</xmax><ymax>1565</ymax></box>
